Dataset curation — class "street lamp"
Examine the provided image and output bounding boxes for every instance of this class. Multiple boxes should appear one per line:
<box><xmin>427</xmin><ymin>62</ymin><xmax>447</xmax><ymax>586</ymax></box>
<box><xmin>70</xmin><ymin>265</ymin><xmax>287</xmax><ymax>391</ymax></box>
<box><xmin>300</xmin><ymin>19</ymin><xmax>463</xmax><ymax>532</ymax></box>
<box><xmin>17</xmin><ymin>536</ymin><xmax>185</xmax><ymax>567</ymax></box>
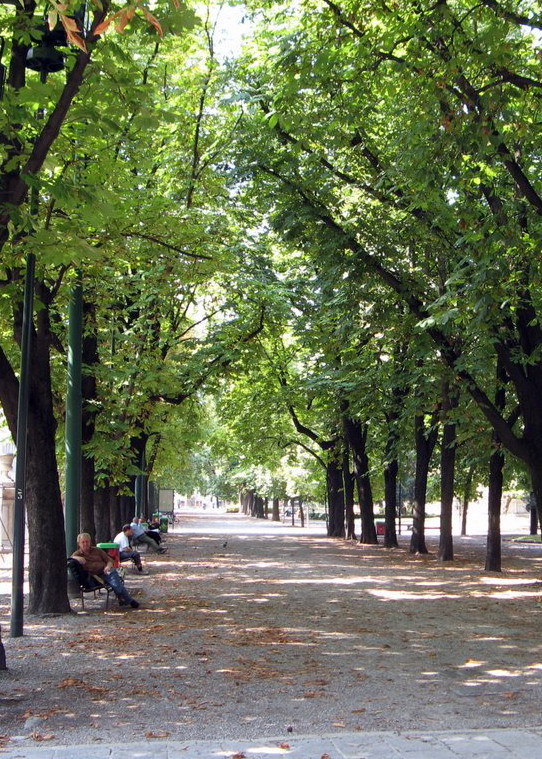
<box><xmin>10</xmin><ymin>21</ymin><xmax>67</xmax><ymax>638</ymax></box>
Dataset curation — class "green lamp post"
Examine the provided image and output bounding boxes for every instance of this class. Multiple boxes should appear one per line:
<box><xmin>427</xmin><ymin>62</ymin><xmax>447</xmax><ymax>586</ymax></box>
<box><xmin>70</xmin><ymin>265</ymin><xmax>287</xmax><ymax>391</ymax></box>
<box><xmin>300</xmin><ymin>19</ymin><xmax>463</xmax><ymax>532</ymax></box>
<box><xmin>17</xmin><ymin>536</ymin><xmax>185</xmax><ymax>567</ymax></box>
<box><xmin>10</xmin><ymin>20</ymin><xmax>68</xmax><ymax>637</ymax></box>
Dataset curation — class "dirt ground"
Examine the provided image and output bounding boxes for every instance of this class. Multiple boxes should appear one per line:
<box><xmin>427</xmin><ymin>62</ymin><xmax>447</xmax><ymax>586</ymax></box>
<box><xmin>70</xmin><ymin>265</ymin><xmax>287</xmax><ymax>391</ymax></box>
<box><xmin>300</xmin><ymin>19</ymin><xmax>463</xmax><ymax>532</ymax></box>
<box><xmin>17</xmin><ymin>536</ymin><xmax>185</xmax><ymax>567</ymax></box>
<box><xmin>1</xmin><ymin>512</ymin><xmax>542</xmax><ymax>748</ymax></box>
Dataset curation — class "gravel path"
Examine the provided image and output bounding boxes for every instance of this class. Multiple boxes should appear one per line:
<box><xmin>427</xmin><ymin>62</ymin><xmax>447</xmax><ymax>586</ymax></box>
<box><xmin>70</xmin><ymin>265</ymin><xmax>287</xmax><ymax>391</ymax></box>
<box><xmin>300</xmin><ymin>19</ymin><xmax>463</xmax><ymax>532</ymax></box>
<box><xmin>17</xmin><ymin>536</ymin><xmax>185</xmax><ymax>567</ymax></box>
<box><xmin>1</xmin><ymin>512</ymin><xmax>542</xmax><ymax>748</ymax></box>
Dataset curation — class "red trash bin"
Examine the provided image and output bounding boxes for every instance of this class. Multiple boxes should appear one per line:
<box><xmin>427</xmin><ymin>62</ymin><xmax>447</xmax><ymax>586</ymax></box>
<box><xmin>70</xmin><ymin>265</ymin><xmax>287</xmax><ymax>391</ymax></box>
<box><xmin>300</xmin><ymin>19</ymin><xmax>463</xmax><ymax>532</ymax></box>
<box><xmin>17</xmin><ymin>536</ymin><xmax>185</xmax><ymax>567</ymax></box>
<box><xmin>97</xmin><ymin>542</ymin><xmax>121</xmax><ymax>568</ymax></box>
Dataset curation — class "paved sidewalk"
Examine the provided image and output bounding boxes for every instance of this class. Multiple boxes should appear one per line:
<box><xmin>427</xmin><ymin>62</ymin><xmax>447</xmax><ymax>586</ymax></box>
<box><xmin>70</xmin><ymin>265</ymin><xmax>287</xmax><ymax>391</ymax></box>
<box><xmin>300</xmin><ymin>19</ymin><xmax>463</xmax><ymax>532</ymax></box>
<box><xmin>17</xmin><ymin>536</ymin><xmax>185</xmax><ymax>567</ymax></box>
<box><xmin>3</xmin><ymin>728</ymin><xmax>542</xmax><ymax>758</ymax></box>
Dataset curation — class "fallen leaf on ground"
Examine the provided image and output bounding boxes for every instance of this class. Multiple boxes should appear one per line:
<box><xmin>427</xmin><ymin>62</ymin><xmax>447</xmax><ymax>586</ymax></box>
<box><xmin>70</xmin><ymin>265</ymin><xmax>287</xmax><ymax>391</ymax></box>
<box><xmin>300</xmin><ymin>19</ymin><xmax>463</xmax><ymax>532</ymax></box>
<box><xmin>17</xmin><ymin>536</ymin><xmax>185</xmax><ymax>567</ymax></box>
<box><xmin>145</xmin><ymin>731</ymin><xmax>171</xmax><ymax>739</ymax></box>
<box><xmin>321</xmin><ymin>754</ymin><xmax>331</xmax><ymax>759</ymax></box>
<box><xmin>58</xmin><ymin>678</ymin><xmax>83</xmax><ymax>688</ymax></box>
<box><xmin>231</xmin><ymin>753</ymin><xmax>246</xmax><ymax>759</ymax></box>
<box><xmin>278</xmin><ymin>742</ymin><xmax>290</xmax><ymax>748</ymax></box>
<box><xmin>32</xmin><ymin>732</ymin><xmax>55</xmax><ymax>741</ymax></box>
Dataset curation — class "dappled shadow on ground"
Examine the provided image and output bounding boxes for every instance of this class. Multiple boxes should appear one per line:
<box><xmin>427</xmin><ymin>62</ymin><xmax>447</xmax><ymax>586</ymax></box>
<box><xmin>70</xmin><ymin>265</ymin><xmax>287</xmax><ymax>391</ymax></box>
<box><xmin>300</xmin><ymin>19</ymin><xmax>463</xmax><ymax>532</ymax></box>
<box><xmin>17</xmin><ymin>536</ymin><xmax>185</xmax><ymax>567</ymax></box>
<box><xmin>1</xmin><ymin>516</ymin><xmax>542</xmax><ymax>744</ymax></box>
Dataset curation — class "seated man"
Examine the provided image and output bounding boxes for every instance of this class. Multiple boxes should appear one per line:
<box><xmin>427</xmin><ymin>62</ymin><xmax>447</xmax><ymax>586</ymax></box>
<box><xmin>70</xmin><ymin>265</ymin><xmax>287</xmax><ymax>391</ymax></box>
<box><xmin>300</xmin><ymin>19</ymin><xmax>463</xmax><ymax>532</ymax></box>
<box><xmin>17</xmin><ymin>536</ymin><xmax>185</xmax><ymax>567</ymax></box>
<box><xmin>113</xmin><ymin>525</ymin><xmax>144</xmax><ymax>572</ymax></box>
<box><xmin>130</xmin><ymin>517</ymin><xmax>166</xmax><ymax>554</ymax></box>
<box><xmin>71</xmin><ymin>533</ymin><xmax>140</xmax><ymax>608</ymax></box>
<box><xmin>137</xmin><ymin>516</ymin><xmax>162</xmax><ymax>544</ymax></box>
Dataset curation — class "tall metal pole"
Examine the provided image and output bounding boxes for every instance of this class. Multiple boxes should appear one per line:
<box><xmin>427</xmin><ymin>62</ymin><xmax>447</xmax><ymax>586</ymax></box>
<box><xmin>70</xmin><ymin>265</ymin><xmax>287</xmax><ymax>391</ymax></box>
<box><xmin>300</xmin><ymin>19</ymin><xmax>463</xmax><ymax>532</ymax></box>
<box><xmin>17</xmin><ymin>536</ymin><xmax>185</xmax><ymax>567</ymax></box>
<box><xmin>10</xmin><ymin>252</ymin><xmax>35</xmax><ymax>638</ymax></box>
<box><xmin>10</xmin><ymin>68</ymin><xmax>48</xmax><ymax>637</ymax></box>
<box><xmin>64</xmin><ymin>270</ymin><xmax>83</xmax><ymax>555</ymax></box>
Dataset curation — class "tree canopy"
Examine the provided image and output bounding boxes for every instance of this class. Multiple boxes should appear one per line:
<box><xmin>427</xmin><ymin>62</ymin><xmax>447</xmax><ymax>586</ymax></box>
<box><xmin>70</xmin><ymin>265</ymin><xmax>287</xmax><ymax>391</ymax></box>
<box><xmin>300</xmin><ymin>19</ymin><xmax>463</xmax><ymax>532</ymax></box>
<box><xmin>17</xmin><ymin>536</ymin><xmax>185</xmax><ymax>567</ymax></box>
<box><xmin>1</xmin><ymin>0</ymin><xmax>542</xmax><ymax>612</ymax></box>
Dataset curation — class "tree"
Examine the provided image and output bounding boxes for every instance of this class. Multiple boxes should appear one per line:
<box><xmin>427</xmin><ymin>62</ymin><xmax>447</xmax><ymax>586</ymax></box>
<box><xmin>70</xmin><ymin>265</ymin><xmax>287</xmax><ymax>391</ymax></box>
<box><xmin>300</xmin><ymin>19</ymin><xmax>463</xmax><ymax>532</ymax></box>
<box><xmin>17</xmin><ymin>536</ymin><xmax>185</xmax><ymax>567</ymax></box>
<box><xmin>229</xmin><ymin>0</ymin><xmax>542</xmax><ymax>531</ymax></box>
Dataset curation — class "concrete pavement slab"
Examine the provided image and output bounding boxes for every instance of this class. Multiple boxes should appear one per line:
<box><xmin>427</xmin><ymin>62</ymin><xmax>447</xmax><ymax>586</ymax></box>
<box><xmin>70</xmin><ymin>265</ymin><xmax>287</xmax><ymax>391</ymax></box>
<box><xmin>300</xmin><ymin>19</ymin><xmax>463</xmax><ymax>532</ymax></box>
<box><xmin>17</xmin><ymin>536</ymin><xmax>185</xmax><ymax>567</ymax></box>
<box><xmin>483</xmin><ymin>728</ymin><xmax>542</xmax><ymax>755</ymax></box>
<box><xmin>52</xmin><ymin>750</ymin><xmax>113</xmax><ymax>759</ymax></box>
<box><xmin>2</xmin><ymin>729</ymin><xmax>542</xmax><ymax>759</ymax></box>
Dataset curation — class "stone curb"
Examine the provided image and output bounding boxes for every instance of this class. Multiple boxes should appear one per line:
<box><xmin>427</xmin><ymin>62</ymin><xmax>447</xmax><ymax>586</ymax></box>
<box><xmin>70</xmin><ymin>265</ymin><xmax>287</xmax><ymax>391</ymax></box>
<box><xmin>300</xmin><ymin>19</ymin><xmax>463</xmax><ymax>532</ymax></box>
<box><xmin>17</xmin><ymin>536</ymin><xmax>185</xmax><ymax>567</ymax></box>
<box><xmin>2</xmin><ymin>727</ymin><xmax>542</xmax><ymax>758</ymax></box>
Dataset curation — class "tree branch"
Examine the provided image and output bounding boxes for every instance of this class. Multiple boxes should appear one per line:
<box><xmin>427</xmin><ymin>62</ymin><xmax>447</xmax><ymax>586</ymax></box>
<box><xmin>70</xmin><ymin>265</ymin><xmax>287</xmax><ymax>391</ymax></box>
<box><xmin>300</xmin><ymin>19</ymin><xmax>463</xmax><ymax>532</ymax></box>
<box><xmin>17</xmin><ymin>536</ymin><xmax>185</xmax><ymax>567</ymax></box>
<box><xmin>479</xmin><ymin>0</ymin><xmax>542</xmax><ymax>29</ymax></box>
<box><xmin>156</xmin><ymin>305</ymin><xmax>266</xmax><ymax>404</ymax></box>
<box><xmin>259</xmin><ymin>163</ymin><xmax>529</xmax><ymax>461</ymax></box>
<box><xmin>120</xmin><ymin>232</ymin><xmax>213</xmax><ymax>260</ymax></box>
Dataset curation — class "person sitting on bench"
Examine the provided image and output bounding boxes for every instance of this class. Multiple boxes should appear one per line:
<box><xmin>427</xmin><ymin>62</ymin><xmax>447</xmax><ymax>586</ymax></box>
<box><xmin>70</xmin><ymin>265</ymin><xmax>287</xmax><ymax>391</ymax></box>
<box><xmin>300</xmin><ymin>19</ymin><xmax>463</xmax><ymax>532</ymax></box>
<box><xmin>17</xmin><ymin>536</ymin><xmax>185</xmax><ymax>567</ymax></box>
<box><xmin>135</xmin><ymin>516</ymin><xmax>163</xmax><ymax>545</ymax></box>
<box><xmin>71</xmin><ymin>533</ymin><xmax>140</xmax><ymax>608</ymax></box>
<box><xmin>130</xmin><ymin>518</ymin><xmax>166</xmax><ymax>554</ymax></box>
<box><xmin>113</xmin><ymin>525</ymin><xmax>144</xmax><ymax>571</ymax></box>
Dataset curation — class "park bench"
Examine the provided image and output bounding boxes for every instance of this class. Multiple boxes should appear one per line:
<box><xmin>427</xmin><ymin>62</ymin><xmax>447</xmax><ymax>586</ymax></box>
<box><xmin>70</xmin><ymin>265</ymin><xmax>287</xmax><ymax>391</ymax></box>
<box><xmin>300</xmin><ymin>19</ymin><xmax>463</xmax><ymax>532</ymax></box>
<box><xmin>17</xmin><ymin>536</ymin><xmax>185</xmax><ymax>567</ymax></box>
<box><xmin>67</xmin><ymin>558</ymin><xmax>114</xmax><ymax>610</ymax></box>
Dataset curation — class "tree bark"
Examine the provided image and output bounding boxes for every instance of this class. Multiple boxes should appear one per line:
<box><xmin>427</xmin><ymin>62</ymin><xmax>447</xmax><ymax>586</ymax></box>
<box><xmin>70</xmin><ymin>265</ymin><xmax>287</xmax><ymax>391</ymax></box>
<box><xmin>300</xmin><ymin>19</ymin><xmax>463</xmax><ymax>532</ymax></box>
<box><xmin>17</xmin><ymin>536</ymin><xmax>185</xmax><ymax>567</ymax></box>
<box><xmin>383</xmin><ymin>425</ymin><xmax>399</xmax><ymax>548</ymax></box>
<box><xmin>0</xmin><ymin>626</ymin><xmax>6</xmax><ymax>670</ymax></box>
<box><xmin>529</xmin><ymin>495</ymin><xmax>538</xmax><ymax>535</ymax></box>
<box><xmin>486</xmin><ymin>446</ymin><xmax>503</xmax><ymax>571</ymax></box>
<box><xmin>94</xmin><ymin>484</ymin><xmax>111</xmax><ymax>543</ymax></box>
<box><xmin>343</xmin><ymin>448</ymin><xmax>356</xmax><ymax>539</ymax></box>
<box><xmin>439</xmin><ymin>382</ymin><xmax>458</xmax><ymax>561</ymax></box>
<box><xmin>299</xmin><ymin>499</ymin><xmax>305</xmax><ymax>527</ymax></box>
<box><xmin>80</xmin><ymin>300</ymin><xmax>98</xmax><ymax>540</ymax></box>
<box><xmin>410</xmin><ymin>411</ymin><xmax>439</xmax><ymax>555</ymax></box>
<box><xmin>254</xmin><ymin>495</ymin><xmax>265</xmax><ymax>518</ymax></box>
<box><xmin>120</xmin><ymin>490</ymin><xmax>134</xmax><ymax>527</ymax></box>
<box><xmin>486</xmin><ymin>360</ymin><xmax>506</xmax><ymax>571</ymax></box>
<box><xmin>343</xmin><ymin>416</ymin><xmax>376</xmax><ymax>544</ymax></box>
<box><xmin>460</xmin><ymin>464</ymin><xmax>475</xmax><ymax>537</ymax></box>
<box><xmin>26</xmin><ymin>366</ymin><xmax>70</xmax><ymax>613</ymax></box>
<box><xmin>109</xmin><ymin>488</ymin><xmax>121</xmax><ymax>539</ymax></box>
<box><xmin>0</xmin><ymin>310</ymin><xmax>70</xmax><ymax>614</ymax></box>
<box><xmin>272</xmin><ymin>497</ymin><xmax>280</xmax><ymax>521</ymax></box>
<box><xmin>327</xmin><ymin>458</ymin><xmax>345</xmax><ymax>537</ymax></box>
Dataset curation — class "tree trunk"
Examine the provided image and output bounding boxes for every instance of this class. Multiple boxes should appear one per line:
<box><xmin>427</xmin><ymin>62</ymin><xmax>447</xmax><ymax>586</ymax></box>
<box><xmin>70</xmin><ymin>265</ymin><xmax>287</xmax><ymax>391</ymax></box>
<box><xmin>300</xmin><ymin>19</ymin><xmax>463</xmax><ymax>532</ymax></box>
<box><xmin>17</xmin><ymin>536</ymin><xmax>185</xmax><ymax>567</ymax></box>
<box><xmin>109</xmin><ymin>488</ymin><xmax>121</xmax><ymax>539</ymax></box>
<box><xmin>383</xmin><ymin>427</ymin><xmax>399</xmax><ymax>548</ymax></box>
<box><xmin>486</xmin><ymin>361</ymin><xmax>506</xmax><ymax>571</ymax></box>
<box><xmin>94</xmin><ymin>484</ymin><xmax>111</xmax><ymax>543</ymax></box>
<box><xmin>486</xmin><ymin>446</ymin><xmax>503</xmax><ymax>571</ymax></box>
<box><xmin>343</xmin><ymin>449</ymin><xmax>356</xmax><ymax>540</ymax></box>
<box><xmin>529</xmin><ymin>495</ymin><xmax>538</xmax><ymax>535</ymax></box>
<box><xmin>26</xmin><ymin>388</ymin><xmax>70</xmax><ymax>614</ymax></box>
<box><xmin>272</xmin><ymin>497</ymin><xmax>280</xmax><ymax>521</ymax></box>
<box><xmin>80</xmin><ymin>299</ymin><xmax>98</xmax><ymax>541</ymax></box>
<box><xmin>410</xmin><ymin>412</ymin><xmax>439</xmax><ymax>555</ymax></box>
<box><xmin>0</xmin><ymin>626</ymin><xmax>6</xmax><ymax>670</ymax></box>
<box><xmin>0</xmin><ymin>300</ymin><xmax>70</xmax><ymax>614</ymax></box>
<box><xmin>439</xmin><ymin>382</ymin><xmax>458</xmax><ymax>561</ymax></box>
<box><xmin>254</xmin><ymin>495</ymin><xmax>265</xmax><ymax>518</ymax></box>
<box><xmin>343</xmin><ymin>417</ymin><xmax>376</xmax><ymax>544</ymax></box>
<box><xmin>460</xmin><ymin>464</ymin><xmax>475</xmax><ymax>537</ymax></box>
<box><xmin>327</xmin><ymin>458</ymin><xmax>345</xmax><ymax>537</ymax></box>
<box><xmin>483</xmin><ymin>359</ymin><xmax>510</xmax><ymax>570</ymax></box>
<box><xmin>80</xmin><ymin>454</ymin><xmax>95</xmax><ymax>542</ymax></box>
<box><xmin>299</xmin><ymin>499</ymin><xmax>305</xmax><ymax>527</ymax></box>
<box><xmin>123</xmin><ymin>489</ymin><xmax>135</xmax><ymax>525</ymax></box>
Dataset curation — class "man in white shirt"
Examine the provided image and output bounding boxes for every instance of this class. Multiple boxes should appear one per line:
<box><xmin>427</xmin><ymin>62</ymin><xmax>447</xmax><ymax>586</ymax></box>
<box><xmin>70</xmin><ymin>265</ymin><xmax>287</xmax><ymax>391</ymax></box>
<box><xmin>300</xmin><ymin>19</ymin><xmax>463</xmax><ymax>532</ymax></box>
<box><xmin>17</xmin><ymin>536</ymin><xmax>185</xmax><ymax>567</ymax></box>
<box><xmin>113</xmin><ymin>525</ymin><xmax>144</xmax><ymax>572</ymax></box>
